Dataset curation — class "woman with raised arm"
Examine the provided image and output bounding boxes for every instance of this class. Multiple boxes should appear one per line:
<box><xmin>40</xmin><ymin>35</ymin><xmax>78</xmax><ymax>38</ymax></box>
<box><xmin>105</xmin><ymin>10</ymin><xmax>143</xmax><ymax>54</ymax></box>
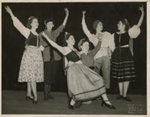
<box><xmin>78</xmin><ymin>38</ymin><xmax>101</xmax><ymax>71</ymax></box>
<box><xmin>41</xmin><ymin>32</ymin><xmax>116</xmax><ymax>109</ymax></box>
<box><xmin>39</xmin><ymin>8</ymin><xmax>69</xmax><ymax>101</ymax></box>
<box><xmin>81</xmin><ymin>11</ymin><xmax>115</xmax><ymax>90</ymax></box>
<box><xmin>111</xmin><ymin>6</ymin><xmax>145</xmax><ymax>101</ymax></box>
<box><xmin>5</xmin><ymin>6</ymin><xmax>44</xmax><ymax>104</ymax></box>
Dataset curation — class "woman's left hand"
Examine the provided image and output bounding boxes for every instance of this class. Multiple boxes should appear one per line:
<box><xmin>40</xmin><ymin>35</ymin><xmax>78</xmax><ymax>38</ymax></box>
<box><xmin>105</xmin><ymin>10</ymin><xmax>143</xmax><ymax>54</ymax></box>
<box><xmin>39</xmin><ymin>45</ymin><xmax>44</xmax><ymax>51</ymax></box>
<box><xmin>139</xmin><ymin>5</ymin><xmax>144</xmax><ymax>13</ymax></box>
<box><xmin>64</xmin><ymin>8</ymin><xmax>69</xmax><ymax>15</ymax></box>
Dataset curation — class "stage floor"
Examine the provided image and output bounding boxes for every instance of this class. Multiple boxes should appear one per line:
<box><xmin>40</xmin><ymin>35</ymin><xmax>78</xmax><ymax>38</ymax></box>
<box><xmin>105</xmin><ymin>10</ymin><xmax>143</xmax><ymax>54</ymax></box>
<box><xmin>2</xmin><ymin>90</ymin><xmax>146</xmax><ymax>115</ymax></box>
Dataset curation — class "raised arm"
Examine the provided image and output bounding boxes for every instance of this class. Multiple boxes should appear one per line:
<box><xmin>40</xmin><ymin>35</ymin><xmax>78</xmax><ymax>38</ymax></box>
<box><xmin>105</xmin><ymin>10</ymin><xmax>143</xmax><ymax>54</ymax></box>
<box><xmin>5</xmin><ymin>6</ymin><xmax>30</xmax><ymax>39</ymax></box>
<box><xmin>81</xmin><ymin>11</ymin><xmax>93</xmax><ymax>42</ymax></box>
<box><xmin>41</xmin><ymin>32</ymin><xmax>66</xmax><ymax>55</ymax></box>
<box><xmin>53</xmin><ymin>8</ymin><xmax>69</xmax><ymax>40</ymax></box>
<box><xmin>136</xmin><ymin>5</ymin><xmax>144</xmax><ymax>28</ymax></box>
<box><xmin>62</xmin><ymin>8</ymin><xmax>69</xmax><ymax>26</ymax></box>
<box><xmin>128</xmin><ymin>6</ymin><xmax>144</xmax><ymax>39</ymax></box>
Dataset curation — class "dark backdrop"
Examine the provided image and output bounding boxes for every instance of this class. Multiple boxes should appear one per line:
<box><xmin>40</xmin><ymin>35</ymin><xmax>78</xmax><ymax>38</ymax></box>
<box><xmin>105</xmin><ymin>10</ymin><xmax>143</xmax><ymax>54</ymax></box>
<box><xmin>2</xmin><ymin>2</ymin><xmax>146</xmax><ymax>95</ymax></box>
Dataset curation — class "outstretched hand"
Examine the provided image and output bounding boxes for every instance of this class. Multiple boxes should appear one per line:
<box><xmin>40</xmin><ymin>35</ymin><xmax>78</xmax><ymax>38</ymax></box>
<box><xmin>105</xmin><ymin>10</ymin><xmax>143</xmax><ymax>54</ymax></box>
<box><xmin>139</xmin><ymin>5</ymin><xmax>144</xmax><ymax>13</ymax></box>
<box><xmin>41</xmin><ymin>31</ymin><xmax>46</xmax><ymax>37</ymax></box>
<box><xmin>64</xmin><ymin>8</ymin><xmax>69</xmax><ymax>15</ymax></box>
<box><xmin>82</xmin><ymin>11</ymin><xmax>86</xmax><ymax>15</ymax></box>
<box><xmin>5</xmin><ymin>6</ymin><xmax>13</xmax><ymax>15</ymax></box>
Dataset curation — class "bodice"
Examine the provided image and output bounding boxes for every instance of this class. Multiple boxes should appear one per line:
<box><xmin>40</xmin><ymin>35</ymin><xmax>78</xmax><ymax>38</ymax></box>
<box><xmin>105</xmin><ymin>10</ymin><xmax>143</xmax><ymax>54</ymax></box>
<box><xmin>26</xmin><ymin>32</ymin><xmax>39</xmax><ymax>46</ymax></box>
<box><xmin>114</xmin><ymin>32</ymin><xmax>130</xmax><ymax>47</ymax></box>
<box><xmin>66</xmin><ymin>51</ymin><xmax>80</xmax><ymax>62</ymax></box>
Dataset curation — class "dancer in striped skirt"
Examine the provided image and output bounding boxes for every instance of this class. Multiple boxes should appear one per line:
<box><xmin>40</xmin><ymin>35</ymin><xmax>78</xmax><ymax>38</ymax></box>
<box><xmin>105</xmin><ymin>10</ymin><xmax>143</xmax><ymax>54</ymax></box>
<box><xmin>111</xmin><ymin>6</ymin><xmax>144</xmax><ymax>101</ymax></box>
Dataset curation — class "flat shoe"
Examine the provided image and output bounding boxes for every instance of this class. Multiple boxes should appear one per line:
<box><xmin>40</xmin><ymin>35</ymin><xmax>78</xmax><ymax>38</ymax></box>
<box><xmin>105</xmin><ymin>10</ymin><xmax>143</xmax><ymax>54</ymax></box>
<box><xmin>123</xmin><ymin>97</ymin><xmax>132</xmax><ymax>102</ymax></box>
<box><xmin>116</xmin><ymin>95</ymin><xmax>123</xmax><ymax>100</ymax></box>
<box><xmin>26</xmin><ymin>96</ymin><xmax>34</xmax><ymax>101</ymax></box>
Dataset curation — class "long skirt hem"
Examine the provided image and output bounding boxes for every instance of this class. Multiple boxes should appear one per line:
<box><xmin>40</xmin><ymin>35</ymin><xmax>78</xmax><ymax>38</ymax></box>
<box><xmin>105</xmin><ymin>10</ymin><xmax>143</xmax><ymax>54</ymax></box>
<box><xmin>67</xmin><ymin>63</ymin><xmax>106</xmax><ymax>101</ymax></box>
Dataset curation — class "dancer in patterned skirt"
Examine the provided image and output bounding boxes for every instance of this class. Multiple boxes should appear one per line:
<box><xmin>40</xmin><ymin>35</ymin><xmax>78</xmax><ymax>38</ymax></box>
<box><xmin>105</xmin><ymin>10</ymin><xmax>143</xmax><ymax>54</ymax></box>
<box><xmin>5</xmin><ymin>6</ymin><xmax>44</xmax><ymax>104</ymax></box>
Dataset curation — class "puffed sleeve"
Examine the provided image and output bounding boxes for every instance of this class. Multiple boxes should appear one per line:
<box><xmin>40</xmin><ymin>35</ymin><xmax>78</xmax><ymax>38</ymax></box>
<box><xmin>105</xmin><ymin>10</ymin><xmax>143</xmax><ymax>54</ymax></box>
<box><xmin>128</xmin><ymin>25</ymin><xmax>141</xmax><ymax>39</ymax></box>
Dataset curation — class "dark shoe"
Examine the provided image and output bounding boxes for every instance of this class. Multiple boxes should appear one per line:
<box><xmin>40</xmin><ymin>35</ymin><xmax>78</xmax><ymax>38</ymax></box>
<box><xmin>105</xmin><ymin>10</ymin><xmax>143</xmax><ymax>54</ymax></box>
<box><xmin>33</xmin><ymin>100</ymin><xmax>38</xmax><ymax>104</ymax></box>
<box><xmin>68</xmin><ymin>104</ymin><xmax>74</xmax><ymax>109</ymax></box>
<box><xmin>97</xmin><ymin>97</ymin><xmax>102</xmax><ymax>100</ymax></box>
<box><xmin>116</xmin><ymin>95</ymin><xmax>123</xmax><ymax>100</ymax></box>
<box><xmin>48</xmin><ymin>95</ymin><xmax>55</xmax><ymax>100</ymax></box>
<box><xmin>26</xmin><ymin>96</ymin><xmax>34</xmax><ymax>101</ymax></box>
<box><xmin>74</xmin><ymin>101</ymin><xmax>82</xmax><ymax>108</ymax></box>
<box><xmin>44</xmin><ymin>95</ymin><xmax>54</xmax><ymax>101</ymax></box>
<box><xmin>101</xmin><ymin>100</ymin><xmax>116</xmax><ymax>109</ymax></box>
<box><xmin>44</xmin><ymin>97</ymin><xmax>49</xmax><ymax>101</ymax></box>
<box><xmin>122</xmin><ymin>97</ymin><xmax>132</xmax><ymax>102</ymax></box>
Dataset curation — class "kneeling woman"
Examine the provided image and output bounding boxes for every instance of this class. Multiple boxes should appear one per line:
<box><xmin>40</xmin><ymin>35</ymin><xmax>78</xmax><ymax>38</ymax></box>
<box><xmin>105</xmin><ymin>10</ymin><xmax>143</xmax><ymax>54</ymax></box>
<box><xmin>41</xmin><ymin>32</ymin><xmax>116</xmax><ymax>109</ymax></box>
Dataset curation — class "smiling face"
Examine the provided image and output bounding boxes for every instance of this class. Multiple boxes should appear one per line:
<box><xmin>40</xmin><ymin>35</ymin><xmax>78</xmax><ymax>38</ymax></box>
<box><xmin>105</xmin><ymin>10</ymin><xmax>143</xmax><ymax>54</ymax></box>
<box><xmin>66</xmin><ymin>35</ymin><xmax>75</xmax><ymax>46</ymax></box>
<box><xmin>46</xmin><ymin>21</ymin><xmax>54</xmax><ymax>30</ymax></box>
<box><xmin>117</xmin><ymin>21</ymin><xmax>125</xmax><ymax>31</ymax></box>
<box><xmin>80</xmin><ymin>41</ymin><xmax>90</xmax><ymax>52</ymax></box>
<box><xmin>30</xmin><ymin>18</ymin><xmax>39</xmax><ymax>29</ymax></box>
<box><xmin>96</xmin><ymin>22</ymin><xmax>103</xmax><ymax>32</ymax></box>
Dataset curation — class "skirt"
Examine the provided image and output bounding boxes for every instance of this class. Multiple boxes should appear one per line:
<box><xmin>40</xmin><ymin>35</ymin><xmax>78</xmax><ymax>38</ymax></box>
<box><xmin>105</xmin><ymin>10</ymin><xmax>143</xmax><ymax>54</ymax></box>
<box><xmin>18</xmin><ymin>46</ymin><xmax>44</xmax><ymax>83</ymax></box>
<box><xmin>67</xmin><ymin>63</ymin><xmax>106</xmax><ymax>102</ymax></box>
<box><xmin>111</xmin><ymin>47</ymin><xmax>136</xmax><ymax>82</ymax></box>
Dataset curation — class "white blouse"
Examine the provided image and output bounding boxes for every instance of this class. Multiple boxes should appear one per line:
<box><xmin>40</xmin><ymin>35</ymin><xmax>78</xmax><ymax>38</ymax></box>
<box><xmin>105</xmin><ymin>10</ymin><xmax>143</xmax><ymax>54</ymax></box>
<box><xmin>82</xmin><ymin>18</ymin><xmax>115</xmax><ymax>59</ymax></box>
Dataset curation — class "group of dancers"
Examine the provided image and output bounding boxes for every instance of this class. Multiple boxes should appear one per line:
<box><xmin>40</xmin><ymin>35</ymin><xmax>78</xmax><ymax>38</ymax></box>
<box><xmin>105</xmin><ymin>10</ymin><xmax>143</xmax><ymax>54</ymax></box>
<box><xmin>5</xmin><ymin>4</ymin><xmax>144</xmax><ymax>110</ymax></box>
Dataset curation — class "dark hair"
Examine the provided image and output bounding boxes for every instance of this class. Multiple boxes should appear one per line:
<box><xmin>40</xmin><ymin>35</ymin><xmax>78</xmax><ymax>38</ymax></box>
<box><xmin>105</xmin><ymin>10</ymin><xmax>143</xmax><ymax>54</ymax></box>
<box><xmin>78</xmin><ymin>38</ymin><xmax>89</xmax><ymax>50</ymax></box>
<box><xmin>63</xmin><ymin>32</ymin><xmax>72</xmax><ymax>46</ymax></box>
<box><xmin>44</xmin><ymin>18</ymin><xmax>55</xmax><ymax>25</ymax></box>
<box><xmin>26</xmin><ymin>16</ymin><xmax>38</xmax><ymax>29</ymax></box>
<box><xmin>120</xmin><ymin>18</ymin><xmax>130</xmax><ymax>31</ymax></box>
<box><xmin>93</xmin><ymin>20</ymin><xmax>102</xmax><ymax>30</ymax></box>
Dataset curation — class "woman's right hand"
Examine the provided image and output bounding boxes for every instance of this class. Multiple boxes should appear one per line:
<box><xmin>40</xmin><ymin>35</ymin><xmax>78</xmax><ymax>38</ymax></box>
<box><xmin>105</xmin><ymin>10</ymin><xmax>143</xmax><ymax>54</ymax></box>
<box><xmin>82</xmin><ymin>11</ymin><xmax>86</xmax><ymax>16</ymax></box>
<box><xmin>5</xmin><ymin>6</ymin><xmax>13</xmax><ymax>15</ymax></box>
<box><xmin>139</xmin><ymin>5</ymin><xmax>144</xmax><ymax>13</ymax></box>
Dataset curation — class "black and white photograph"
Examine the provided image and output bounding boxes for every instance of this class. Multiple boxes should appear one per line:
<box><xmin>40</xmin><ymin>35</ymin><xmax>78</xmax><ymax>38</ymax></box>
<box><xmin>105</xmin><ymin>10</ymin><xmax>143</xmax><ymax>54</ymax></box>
<box><xmin>1</xmin><ymin>0</ymin><xmax>148</xmax><ymax>116</ymax></box>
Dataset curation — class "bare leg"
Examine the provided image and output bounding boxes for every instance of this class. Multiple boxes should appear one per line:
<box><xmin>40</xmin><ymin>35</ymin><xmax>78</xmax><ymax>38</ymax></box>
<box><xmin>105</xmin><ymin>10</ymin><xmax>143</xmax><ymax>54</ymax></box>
<box><xmin>118</xmin><ymin>82</ymin><xmax>123</xmax><ymax>96</ymax></box>
<box><xmin>70</xmin><ymin>99</ymin><xmax>76</xmax><ymax>106</ymax></box>
<box><xmin>123</xmin><ymin>81</ymin><xmax>130</xmax><ymax>97</ymax></box>
<box><xmin>31</xmin><ymin>82</ymin><xmax>38</xmax><ymax>101</ymax></box>
<box><xmin>68</xmin><ymin>98</ymin><xmax>76</xmax><ymax>109</ymax></box>
<box><xmin>101</xmin><ymin>94</ymin><xmax>116</xmax><ymax>109</ymax></box>
<box><xmin>101</xmin><ymin>94</ymin><xmax>111</xmax><ymax>105</ymax></box>
<box><xmin>27</xmin><ymin>82</ymin><xmax>33</xmax><ymax>98</ymax></box>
